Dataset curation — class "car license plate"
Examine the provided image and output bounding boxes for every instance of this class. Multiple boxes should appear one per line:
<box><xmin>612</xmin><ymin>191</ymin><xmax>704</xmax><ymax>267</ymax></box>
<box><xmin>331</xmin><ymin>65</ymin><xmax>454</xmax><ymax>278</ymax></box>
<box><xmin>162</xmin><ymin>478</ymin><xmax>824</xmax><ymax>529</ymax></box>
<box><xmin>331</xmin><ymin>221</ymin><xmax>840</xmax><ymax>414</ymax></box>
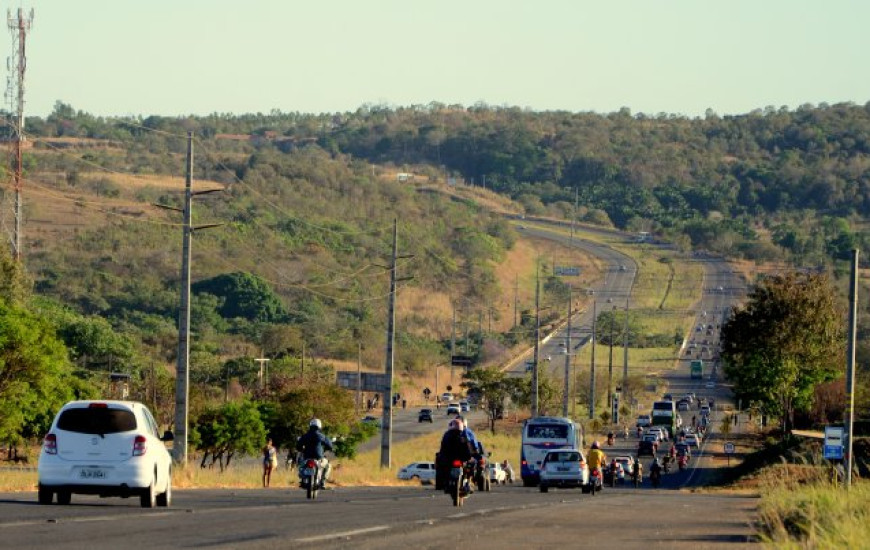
<box><xmin>557</xmin><ymin>466</ymin><xmax>570</xmax><ymax>472</ymax></box>
<box><xmin>302</xmin><ymin>468</ymin><xmax>314</xmax><ymax>476</ymax></box>
<box><xmin>450</xmin><ymin>468</ymin><xmax>462</xmax><ymax>479</ymax></box>
<box><xmin>79</xmin><ymin>468</ymin><xmax>106</xmax><ymax>479</ymax></box>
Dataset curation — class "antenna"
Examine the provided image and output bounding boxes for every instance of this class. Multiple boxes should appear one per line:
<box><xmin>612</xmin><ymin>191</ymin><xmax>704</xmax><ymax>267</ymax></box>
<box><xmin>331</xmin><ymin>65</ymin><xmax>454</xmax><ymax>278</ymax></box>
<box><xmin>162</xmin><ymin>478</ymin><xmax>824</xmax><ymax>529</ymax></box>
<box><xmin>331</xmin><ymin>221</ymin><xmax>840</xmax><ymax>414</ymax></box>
<box><xmin>5</xmin><ymin>7</ymin><xmax>33</xmax><ymax>261</ymax></box>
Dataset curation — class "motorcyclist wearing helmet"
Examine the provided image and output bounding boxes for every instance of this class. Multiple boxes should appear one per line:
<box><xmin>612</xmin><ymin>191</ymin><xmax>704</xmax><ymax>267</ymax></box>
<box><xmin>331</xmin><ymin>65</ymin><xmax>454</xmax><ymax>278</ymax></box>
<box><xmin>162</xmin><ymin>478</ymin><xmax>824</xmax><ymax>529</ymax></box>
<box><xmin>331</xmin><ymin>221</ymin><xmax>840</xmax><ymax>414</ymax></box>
<box><xmin>296</xmin><ymin>418</ymin><xmax>334</xmax><ymax>485</ymax></box>
<box><xmin>436</xmin><ymin>418</ymin><xmax>476</xmax><ymax>492</ymax></box>
<box><xmin>587</xmin><ymin>440</ymin><xmax>607</xmax><ymax>471</ymax></box>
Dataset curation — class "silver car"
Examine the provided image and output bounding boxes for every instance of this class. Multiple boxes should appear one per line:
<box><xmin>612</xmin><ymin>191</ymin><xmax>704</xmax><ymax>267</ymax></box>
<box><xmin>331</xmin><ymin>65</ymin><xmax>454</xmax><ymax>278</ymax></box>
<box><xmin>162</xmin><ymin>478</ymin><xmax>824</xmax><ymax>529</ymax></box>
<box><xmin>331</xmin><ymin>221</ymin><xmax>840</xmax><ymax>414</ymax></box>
<box><xmin>37</xmin><ymin>400</ymin><xmax>174</xmax><ymax>508</ymax></box>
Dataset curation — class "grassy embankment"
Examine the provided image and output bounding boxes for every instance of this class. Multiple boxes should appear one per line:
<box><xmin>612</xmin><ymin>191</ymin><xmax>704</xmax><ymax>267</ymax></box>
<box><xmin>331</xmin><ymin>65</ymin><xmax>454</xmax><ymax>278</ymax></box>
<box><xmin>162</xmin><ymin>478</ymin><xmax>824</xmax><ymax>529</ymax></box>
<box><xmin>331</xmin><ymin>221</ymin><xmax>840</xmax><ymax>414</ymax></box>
<box><xmin>755</xmin><ymin>466</ymin><xmax>870</xmax><ymax>548</ymax></box>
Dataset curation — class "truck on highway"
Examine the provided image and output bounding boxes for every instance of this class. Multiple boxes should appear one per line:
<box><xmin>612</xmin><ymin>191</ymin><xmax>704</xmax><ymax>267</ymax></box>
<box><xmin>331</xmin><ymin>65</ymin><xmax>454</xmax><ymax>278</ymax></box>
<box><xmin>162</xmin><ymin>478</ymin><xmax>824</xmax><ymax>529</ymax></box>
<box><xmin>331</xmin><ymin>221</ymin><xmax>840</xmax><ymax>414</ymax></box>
<box><xmin>690</xmin><ymin>360</ymin><xmax>703</xmax><ymax>379</ymax></box>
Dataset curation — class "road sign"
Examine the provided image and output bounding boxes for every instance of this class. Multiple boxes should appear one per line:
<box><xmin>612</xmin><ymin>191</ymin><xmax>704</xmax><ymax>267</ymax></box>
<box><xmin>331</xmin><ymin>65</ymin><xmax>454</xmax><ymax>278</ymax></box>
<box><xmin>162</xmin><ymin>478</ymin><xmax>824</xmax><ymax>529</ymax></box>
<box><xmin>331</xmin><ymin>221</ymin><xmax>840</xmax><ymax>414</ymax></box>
<box><xmin>336</xmin><ymin>371</ymin><xmax>388</xmax><ymax>392</ymax></box>
<box><xmin>723</xmin><ymin>442</ymin><xmax>735</xmax><ymax>454</ymax></box>
<box><xmin>824</xmin><ymin>426</ymin><xmax>845</xmax><ymax>460</ymax></box>
<box><xmin>423</xmin><ymin>387</ymin><xmax>431</xmax><ymax>396</ymax></box>
<box><xmin>451</xmin><ymin>355</ymin><xmax>473</xmax><ymax>367</ymax></box>
<box><xmin>554</xmin><ymin>266</ymin><xmax>581</xmax><ymax>276</ymax></box>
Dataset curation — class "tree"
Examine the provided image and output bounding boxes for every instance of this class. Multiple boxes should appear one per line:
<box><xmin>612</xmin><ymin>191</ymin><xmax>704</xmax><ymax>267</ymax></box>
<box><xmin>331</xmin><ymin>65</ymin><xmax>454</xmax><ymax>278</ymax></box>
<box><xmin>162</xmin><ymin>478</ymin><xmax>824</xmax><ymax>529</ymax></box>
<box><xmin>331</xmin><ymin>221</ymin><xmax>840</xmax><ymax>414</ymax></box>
<box><xmin>720</xmin><ymin>272</ymin><xmax>844</xmax><ymax>434</ymax></box>
<box><xmin>191</xmin><ymin>399</ymin><xmax>266</xmax><ymax>471</ymax></box>
<box><xmin>0</xmin><ymin>302</ymin><xmax>87</xmax><ymax>444</ymax></box>
<box><xmin>462</xmin><ymin>367</ymin><xmax>522</xmax><ymax>433</ymax></box>
<box><xmin>192</xmin><ymin>272</ymin><xmax>288</xmax><ymax>323</ymax></box>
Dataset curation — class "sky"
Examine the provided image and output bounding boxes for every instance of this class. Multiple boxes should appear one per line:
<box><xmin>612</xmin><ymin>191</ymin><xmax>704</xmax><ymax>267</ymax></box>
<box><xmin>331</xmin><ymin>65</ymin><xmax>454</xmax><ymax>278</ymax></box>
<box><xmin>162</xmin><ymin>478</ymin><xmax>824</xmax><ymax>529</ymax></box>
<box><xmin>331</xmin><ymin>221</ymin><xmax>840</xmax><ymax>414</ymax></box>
<box><xmin>11</xmin><ymin>0</ymin><xmax>870</xmax><ymax>118</ymax></box>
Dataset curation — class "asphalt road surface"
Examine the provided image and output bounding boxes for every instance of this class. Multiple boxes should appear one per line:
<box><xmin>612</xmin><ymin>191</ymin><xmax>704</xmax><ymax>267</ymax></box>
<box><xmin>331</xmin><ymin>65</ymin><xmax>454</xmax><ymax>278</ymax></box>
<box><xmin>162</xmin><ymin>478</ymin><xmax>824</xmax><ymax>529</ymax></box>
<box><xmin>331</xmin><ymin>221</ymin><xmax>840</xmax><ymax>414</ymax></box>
<box><xmin>0</xmin><ymin>480</ymin><xmax>757</xmax><ymax>550</ymax></box>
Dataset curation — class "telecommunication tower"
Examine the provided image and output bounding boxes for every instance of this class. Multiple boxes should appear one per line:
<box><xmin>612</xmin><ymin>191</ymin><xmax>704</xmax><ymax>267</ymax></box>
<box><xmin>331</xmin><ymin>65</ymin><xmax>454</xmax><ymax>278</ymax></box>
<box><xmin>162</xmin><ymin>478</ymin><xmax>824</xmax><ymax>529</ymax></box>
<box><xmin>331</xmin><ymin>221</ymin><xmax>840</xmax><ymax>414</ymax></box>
<box><xmin>5</xmin><ymin>8</ymin><xmax>33</xmax><ymax>261</ymax></box>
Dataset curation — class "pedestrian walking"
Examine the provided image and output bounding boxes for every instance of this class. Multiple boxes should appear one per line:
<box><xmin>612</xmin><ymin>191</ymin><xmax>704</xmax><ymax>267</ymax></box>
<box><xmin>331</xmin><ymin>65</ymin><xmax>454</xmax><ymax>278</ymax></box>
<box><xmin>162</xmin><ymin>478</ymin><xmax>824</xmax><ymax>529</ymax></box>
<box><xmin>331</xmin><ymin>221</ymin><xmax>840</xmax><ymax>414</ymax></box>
<box><xmin>262</xmin><ymin>438</ymin><xmax>278</xmax><ymax>487</ymax></box>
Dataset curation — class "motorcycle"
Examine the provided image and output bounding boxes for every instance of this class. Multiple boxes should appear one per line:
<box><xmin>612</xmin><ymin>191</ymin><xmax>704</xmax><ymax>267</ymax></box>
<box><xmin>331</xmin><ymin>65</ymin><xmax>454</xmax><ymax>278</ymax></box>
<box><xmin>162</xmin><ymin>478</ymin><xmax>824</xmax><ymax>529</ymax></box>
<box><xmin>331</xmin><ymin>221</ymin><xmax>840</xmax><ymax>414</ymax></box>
<box><xmin>298</xmin><ymin>458</ymin><xmax>326</xmax><ymax>499</ymax></box>
<box><xmin>588</xmin><ymin>467</ymin><xmax>603</xmax><ymax>496</ymax></box>
<box><xmin>662</xmin><ymin>455</ymin><xmax>672</xmax><ymax>474</ymax></box>
<box><xmin>447</xmin><ymin>459</ymin><xmax>473</xmax><ymax>507</ymax></box>
<box><xmin>678</xmin><ymin>454</ymin><xmax>688</xmax><ymax>471</ymax></box>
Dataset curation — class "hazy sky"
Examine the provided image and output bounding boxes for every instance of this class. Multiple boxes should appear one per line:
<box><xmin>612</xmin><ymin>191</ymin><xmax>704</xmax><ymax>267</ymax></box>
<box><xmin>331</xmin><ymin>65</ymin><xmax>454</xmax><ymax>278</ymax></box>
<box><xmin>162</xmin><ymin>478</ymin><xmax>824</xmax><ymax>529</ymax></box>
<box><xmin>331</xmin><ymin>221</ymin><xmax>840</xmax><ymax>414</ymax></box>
<box><xmin>13</xmin><ymin>1</ymin><xmax>870</xmax><ymax>118</ymax></box>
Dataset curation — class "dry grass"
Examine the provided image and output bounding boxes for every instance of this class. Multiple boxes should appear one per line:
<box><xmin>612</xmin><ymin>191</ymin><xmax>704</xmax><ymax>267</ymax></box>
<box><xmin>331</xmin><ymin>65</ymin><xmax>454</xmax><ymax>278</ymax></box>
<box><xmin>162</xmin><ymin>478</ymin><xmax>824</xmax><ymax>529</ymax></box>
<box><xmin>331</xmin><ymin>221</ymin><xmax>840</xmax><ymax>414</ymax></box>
<box><xmin>756</xmin><ymin>467</ymin><xmax>870</xmax><ymax>548</ymax></box>
<box><xmin>0</xmin><ymin>423</ymin><xmax>523</xmax><ymax>493</ymax></box>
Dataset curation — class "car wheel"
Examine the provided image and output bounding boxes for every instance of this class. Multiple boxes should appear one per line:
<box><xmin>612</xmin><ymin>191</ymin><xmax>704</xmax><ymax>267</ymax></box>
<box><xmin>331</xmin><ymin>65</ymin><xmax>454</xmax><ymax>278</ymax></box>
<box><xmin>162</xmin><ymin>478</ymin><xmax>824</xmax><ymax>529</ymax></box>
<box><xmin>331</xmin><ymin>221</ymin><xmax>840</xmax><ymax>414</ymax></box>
<box><xmin>38</xmin><ymin>485</ymin><xmax>53</xmax><ymax>505</ymax></box>
<box><xmin>56</xmin><ymin>491</ymin><xmax>71</xmax><ymax>505</ymax></box>
<box><xmin>156</xmin><ymin>473</ymin><xmax>172</xmax><ymax>507</ymax></box>
<box><xmin>539</xmin><ymin>484</ymin><xmax>549</xmax><ymax>493</ymax></box>
<box><xmin>141</xmin><ymin>479</ymin><xmax>157</xmax><ymax>508</ymax></box>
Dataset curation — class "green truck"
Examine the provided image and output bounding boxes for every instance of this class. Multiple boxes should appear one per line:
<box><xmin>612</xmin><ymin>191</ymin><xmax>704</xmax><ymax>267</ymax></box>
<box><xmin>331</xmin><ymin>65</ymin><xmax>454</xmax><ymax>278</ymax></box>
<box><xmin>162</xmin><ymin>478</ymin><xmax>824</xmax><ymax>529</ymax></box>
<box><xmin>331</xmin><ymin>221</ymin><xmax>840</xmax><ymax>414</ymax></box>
<box><xmin>690</xmin><ymin>360</ymin><xmax>703</xmax><ymax>380</ymax></box>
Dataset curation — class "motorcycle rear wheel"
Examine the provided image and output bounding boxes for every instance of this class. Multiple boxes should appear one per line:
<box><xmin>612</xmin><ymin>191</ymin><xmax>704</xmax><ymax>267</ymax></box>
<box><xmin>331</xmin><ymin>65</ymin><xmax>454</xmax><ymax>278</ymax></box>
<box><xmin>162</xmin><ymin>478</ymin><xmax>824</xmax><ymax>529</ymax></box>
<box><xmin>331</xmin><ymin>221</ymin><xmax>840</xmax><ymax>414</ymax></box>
<box><xmin>451</xmin><ymin>477</ymin><xmax>463</xmax><ymax>507</ymax></box>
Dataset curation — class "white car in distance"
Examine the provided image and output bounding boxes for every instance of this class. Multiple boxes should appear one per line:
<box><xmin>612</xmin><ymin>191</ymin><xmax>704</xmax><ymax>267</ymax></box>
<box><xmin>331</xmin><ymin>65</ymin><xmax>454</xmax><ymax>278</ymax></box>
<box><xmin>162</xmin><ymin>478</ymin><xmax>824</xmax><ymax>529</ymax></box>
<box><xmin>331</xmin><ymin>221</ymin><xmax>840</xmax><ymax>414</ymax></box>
<box><xmin>37</xmin><ymin>400</ymin><xmax>173</xmax><ymax>508</ymax></box>
<box><xmin>397</xmin><ymin>462</ymin><xmax>436</xmax><ymax>484</ymax></box>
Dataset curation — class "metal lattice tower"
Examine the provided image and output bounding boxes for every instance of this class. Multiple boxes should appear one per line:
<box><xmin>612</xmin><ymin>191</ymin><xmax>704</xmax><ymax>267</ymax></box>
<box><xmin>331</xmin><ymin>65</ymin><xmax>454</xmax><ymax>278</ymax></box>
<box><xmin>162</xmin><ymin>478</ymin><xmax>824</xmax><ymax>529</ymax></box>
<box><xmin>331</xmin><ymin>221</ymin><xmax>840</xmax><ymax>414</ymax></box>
<box><xmin>5</xmin><ymin>8</ymin><xmax>33</xmax><ymax>261</ymax></box>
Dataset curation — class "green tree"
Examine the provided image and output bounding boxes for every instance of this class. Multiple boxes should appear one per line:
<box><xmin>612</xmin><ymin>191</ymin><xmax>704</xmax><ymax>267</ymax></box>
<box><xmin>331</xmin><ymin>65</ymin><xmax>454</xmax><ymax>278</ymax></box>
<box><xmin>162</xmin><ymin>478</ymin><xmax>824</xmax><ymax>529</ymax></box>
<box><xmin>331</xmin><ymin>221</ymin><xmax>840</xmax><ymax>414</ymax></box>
<box><xmin>272</xmin><ymin>384</ymin><xmax>360</xmax><ymax>457</ymax></box>
<box><xmin>191</xmin><ymin>399</ymin><xmax>266</xmax><ymax>471</ymax></box>
<box><xmin>463</xmin><ymin>366</ymin><xmax>522</xmax><ymax>433</ymax></box>
<box><xmin>0</xmin><ymin>302</ymin><xmax>85</xmax><ymax>443</ymax></box>
<box><xmin>192</xmin><ymin>272</ymin><xmax>288</xmax><ymax>323</ymax></box>
<box><xmin>720</xmin><ymin>272</ymin><xmax>844</xmax><ymax>434</ymax></box>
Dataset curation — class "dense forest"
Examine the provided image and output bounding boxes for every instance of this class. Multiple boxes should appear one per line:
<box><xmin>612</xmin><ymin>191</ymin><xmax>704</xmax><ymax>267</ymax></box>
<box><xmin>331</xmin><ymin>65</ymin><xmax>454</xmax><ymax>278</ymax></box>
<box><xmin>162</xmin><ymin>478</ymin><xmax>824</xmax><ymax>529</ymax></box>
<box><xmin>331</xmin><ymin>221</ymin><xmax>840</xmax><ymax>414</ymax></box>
<box><xmin>3</xmin><ymin>100</ymin><xmax>870</xmax><ymax>448</ymax></box>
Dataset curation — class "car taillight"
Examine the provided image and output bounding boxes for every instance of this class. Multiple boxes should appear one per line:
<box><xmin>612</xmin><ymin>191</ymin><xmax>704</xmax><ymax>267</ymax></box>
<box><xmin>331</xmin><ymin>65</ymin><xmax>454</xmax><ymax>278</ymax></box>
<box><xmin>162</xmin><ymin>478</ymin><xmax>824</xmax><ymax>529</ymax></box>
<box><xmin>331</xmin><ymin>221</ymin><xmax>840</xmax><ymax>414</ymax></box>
<box><xmin>579</xmin><ymin>461</ymin><xmax>585</xmax><ymax>468</ymax></box>
<box><xmin>44</xmin><ymin>433</ymin><xmax>57</xmax><ymax>455</ymax></box>
<box><xmin>132</xmin><ymin>435</ymin><xmax>147</xmax><ymax>456</ymax></box>
<box><xmin>452</xmin><ymin>460</ymin><xmax>463</xmax><ymax>467</ymax></box>
<box><xmin>306</xmin><ymin>459</ymin><xmax>317</xmax><ymax>468</ymax></box>
<box><xmin>479</xmin><ymin>458</ymin><xmax>485</xmax><ymax>466</ymax></box>
<box><xmin>521</xmin><ymin>460</ymin><xmax>527</xmax><ymax>466</ymax></box>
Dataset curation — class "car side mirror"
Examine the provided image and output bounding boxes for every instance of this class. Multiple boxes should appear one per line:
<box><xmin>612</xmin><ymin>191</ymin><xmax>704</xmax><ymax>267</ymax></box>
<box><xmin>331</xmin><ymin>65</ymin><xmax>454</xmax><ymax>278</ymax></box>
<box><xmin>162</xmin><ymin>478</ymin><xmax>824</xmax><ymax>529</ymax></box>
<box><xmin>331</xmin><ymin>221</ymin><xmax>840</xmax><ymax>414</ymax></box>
<box><xmin>161</xmin><ymin>430</ymin><xmax>174</xmax><ymax>442</ymax></box>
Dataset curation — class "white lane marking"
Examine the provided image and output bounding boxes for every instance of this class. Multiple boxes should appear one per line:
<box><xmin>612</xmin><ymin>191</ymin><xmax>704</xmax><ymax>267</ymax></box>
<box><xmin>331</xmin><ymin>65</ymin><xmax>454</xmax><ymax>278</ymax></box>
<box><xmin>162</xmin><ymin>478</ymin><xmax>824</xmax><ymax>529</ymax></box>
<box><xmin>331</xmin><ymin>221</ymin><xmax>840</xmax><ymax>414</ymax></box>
<box><xmin>294</xmin><ymin>525</ymin><xmax>390</xmax><ymax>543</ymax></box>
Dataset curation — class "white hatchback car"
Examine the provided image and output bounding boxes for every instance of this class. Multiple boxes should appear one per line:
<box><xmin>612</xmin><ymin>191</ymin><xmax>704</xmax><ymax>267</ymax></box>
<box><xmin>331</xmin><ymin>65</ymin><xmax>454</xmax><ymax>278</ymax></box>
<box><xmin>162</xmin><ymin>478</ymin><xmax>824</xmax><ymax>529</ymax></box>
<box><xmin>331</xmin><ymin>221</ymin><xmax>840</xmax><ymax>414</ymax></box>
<box><xmin>538</xmin><ymin>449</ymin><xmax>588</xmax><ymax>492</ymax></box>
<box><xmin>37</xmin><ymin>400</ymin><xmax>174</xmax><ymax>508</ymax></box>
<box><xmin>488</xmin><ymin>462</ymin><xmax>507</xmax><ymax>484</ymax></box>
<box><xmin>397</xmin><ymin>461</ymin><xmax>436</xmax><ymax>483</ymax></box>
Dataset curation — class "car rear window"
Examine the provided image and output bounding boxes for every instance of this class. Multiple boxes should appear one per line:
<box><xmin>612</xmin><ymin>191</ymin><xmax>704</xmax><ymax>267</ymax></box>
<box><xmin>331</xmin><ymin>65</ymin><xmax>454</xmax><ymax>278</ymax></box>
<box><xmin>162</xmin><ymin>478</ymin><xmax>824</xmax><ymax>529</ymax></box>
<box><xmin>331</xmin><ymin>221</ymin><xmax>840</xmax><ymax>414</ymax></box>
<box><xmin>527</xmin><ymin>424</ymin><xmax>569</xmax><ymax>438</ymax></box>
<box><xmin>57</xmin><ymin>407</ymin><xmax>137</xmax><ymax>434</ymax></box>
<box><xmin>546</xmin><ymin>452</ymin><xmax>580</xmax><ymax>463</ymax></box>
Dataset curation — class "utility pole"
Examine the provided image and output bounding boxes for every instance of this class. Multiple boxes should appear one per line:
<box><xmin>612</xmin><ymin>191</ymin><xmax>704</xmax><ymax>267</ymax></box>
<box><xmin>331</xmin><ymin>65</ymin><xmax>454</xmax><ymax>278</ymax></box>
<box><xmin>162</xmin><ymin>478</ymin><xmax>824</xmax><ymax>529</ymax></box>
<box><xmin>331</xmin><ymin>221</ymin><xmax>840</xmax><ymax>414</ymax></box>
<box><xmin>450</xmin><ymin>304</ymin><xmax>456</xmax><ymax>383</ymax></box>
<box><xmin>562</xmin><ymin>286</ymin><xmax>572</xmax><ymax>417</ymax></box>
<box><xmin>845</xmin><ymin>249</ymin><xmax>859</xmax><ymax>489</ymax></box>
<box><xmin>532</xmin><ymin>264</ymin><xmax>541</xmax><ymax>417</ymax></box>
<box><xmin>589</xmin><ymin>300</ymin><xmax>597</xmax><ymax>419</ymax></box>
<box><xmin>301</xmin><ymin>342</ymin><xmax>305</xmax><ymax>378</ymax></box>
<box><xmin>514</xmin><ymin>274</ymin><xmax>519</xmax><ymax>328</ymax></box>
<box><xmin>608</xmin><ymin>306</ymin><xmax>615</xmax><ymax>409</ymax></box>
<box><xmin>255</xmin><ymin>358</ymin><xmax>270</xmax><ymax>390</ymax></box>
<box><xmin>380</xmin><ymin>219</ymin><xmax>412</xmax><ymax>468</ymax></box>
<box><xmin>6</xmin><ymin>8</ymin><xmax>33</xmax><ymax>261</ymax></box>
<box><xmin>570</xmin><ymin>186</ymin><xmax>578</xmax><ymax>249</ymax></box>
<box><xmin>356</xmin><ymin>343</ymin><xmax>362</xmax><ymax>415</ymax></box>
<box><xmin>157</xmin><ymin>133</ymin><xmax>221</xmax><ymax>466</ymax></box>
<box><xmin>622</xmin><ymin>296</ymin><xmax>630</xmax><ymax>388</ymax></box>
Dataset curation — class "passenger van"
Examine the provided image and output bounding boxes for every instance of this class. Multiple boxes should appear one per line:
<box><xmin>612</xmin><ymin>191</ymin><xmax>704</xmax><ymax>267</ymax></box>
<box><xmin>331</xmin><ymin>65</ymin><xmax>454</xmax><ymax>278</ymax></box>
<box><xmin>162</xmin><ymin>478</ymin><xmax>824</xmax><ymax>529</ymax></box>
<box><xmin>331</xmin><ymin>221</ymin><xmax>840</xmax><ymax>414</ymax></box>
<box><xmin>520</xmin><ymin>416</ymin><xmax>583</xmax><ymax>486</ymax></box>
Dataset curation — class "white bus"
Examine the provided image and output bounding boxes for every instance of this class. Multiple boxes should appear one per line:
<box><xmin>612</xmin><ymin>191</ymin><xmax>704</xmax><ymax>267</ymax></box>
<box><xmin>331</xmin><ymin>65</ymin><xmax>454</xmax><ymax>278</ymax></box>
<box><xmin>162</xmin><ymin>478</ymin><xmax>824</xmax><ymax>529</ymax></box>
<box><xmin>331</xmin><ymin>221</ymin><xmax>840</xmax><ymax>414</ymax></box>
<box><xmin>520</xmin><ymin>416</ymin><xmax>584</xmax><ymax>486</ymax></box>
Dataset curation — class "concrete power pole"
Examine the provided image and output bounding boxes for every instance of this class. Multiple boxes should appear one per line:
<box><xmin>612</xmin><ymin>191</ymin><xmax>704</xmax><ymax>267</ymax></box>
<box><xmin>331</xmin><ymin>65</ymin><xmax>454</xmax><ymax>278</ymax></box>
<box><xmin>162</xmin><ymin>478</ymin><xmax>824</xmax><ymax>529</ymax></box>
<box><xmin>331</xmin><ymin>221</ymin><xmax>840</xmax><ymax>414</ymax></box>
<box><xmin>623</xmin><ymin>296</ymin><xmax>630</xmax><ymax>389</ymax></box>
<box><xmin>6</xmin><ymin>8</ymin><xmax>33</xmax><ymax>261</ymax></box>
<box><xmin>845</xmin><ymin>249</ymin><xmax>859</xmax><ymax>489</ymax></box>
<box><xmin>380</xmin><ymin>219</ymin><xmax>412</xmax><ymax>468</ymax></box>
<box><xmin>589</xmin><ymin>300</ymin><xmax>597</xmax><ymax>419</ymax></box>
<box><xmin>531</xmin><ymin>264</ymin><xmax>540</xmax><ymax>417</ymax></box>
<box><xmin>562</xmin><ymin>287</ymin><xmax>572</xmax><ymax>417</ymax></box>
<box><xmin>158</xmin><ymin>133</ymin><xmax>221</xmax><ymax>465</ymax></box>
